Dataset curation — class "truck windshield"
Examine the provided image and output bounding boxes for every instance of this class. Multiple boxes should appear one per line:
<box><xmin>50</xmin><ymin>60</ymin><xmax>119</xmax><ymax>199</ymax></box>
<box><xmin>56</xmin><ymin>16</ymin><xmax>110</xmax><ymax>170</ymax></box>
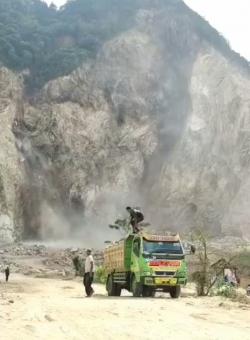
<box><xmin>143</xmin><ymin>241</ymin><xmax>183</xmax><ymax>255</ymax></box>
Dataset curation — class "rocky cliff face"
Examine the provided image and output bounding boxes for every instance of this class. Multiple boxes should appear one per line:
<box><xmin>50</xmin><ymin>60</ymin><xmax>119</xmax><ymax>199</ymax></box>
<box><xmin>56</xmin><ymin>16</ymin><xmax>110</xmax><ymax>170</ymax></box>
<box><xmin>1</xmin><ymin>2</ymin><xmax>250</xmax><ymax>243</ymax></box>
<box><xmin>0</xmin><ymin>68</ymin><xmax>24</xmax><ymax>243</ymax></box>
<box><xmin>149</xmin><ymin>49</ymin><xmax>250</xmax><ymax>235</ymax></box>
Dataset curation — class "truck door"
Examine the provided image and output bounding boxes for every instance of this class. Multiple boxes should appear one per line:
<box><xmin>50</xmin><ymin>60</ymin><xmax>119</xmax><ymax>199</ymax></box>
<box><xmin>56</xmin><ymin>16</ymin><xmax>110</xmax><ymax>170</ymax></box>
<box><xmin>133</xmin><ymin>238</ymin><xmax>140</xmax><ymax>256</ymax></box>
<box><xmin>132</xmin><ymin>238</ymin><xmax>141</xmax><ymax>279</ymax></box>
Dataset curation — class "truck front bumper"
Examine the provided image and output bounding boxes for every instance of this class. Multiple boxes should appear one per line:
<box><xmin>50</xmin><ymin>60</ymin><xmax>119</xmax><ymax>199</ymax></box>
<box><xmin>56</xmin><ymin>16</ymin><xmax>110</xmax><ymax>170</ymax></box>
<box><xmin>144</xmin><ymin>276</ymin><xmax>186</xmax><ymax>286</ymax></box>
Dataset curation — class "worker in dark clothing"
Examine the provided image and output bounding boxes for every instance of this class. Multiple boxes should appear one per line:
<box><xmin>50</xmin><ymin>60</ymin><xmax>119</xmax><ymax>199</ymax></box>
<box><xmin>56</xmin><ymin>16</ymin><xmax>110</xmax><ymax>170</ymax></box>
<box><xmin>5</xmin><ymin>266</ymin><xmax>10</xmax><ymax>282</ymax></box>
<box><xmin>126</xmin><ymin>207</ymin><xmax>144</xmax><ymax>233</ymax></box>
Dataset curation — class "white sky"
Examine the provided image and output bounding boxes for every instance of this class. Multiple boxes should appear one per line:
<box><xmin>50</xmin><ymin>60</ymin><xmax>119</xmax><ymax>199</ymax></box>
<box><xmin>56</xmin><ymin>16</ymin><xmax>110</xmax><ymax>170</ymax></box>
<box><xmin>46</xmin><ymin>0</ymin><xmax>66</xmax><ymax>6</ymax></box>
<box><xmin>44</xmin><ymin>0</ymin><xmax>250</xmax><ymax>60</ymax></box>
<box><xmin>184</xmin><ymin>0</ymin><xmax>250</xmax><ymax>60</ymax></box>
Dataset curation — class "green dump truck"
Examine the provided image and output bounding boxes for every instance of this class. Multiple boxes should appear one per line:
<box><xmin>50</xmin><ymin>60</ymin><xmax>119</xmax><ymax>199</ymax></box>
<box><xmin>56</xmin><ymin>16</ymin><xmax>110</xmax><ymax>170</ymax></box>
<box><xmin>104</xmin><ymin>231</ymin><xmax>193</xmax><ymax>298</ymax></box>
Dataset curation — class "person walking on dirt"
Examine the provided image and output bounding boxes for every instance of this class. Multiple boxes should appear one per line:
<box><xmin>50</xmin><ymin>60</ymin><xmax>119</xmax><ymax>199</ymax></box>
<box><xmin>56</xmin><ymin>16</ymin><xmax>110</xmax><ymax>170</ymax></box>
<box><xmin>5</xmin><ymin>266</ymin><xmax>10</xmax><ymax>282</ymax></box>
<box><xmin>126</xmin><ymin>207</ymin><xmax>144</xmax><ymax>233</ymax></box>
<box><xmin>84</xmin><ymin>249</ymin><xmax>95</xmax><ymax>297</ymax></box>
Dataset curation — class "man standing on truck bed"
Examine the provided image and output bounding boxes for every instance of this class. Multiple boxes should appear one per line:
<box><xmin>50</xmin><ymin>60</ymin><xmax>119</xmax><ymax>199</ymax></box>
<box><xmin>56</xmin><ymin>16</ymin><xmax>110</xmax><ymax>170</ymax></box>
<box><xmin>126</xmin><ymin>207</ymin><xmax>144</xmax><ymax>233</ymax></box>
<box><xmin>84</xmin><ymin>249</ymin><xmax>95</xmax><ymax>297</ymax></box>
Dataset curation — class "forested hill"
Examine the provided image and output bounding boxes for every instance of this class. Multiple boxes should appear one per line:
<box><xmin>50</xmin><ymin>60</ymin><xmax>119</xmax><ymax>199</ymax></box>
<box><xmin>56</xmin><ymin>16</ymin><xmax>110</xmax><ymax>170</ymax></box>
<box><xmin>0</xmin><ymin>0</ymin><xmax>248</xmax><ymax>92</ymax></box>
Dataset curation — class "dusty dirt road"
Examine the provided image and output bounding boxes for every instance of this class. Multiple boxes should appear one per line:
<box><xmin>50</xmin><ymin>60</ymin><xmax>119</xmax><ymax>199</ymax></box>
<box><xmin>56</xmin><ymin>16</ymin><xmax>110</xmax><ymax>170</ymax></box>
<box><xmin>1</xmin><ymin>275</ymin><xmax>250</xmax><ymax>340</ymax></box>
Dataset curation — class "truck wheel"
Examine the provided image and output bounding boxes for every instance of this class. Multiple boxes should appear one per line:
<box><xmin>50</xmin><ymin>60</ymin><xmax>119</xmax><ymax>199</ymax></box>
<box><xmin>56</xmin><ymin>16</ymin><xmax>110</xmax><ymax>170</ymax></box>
<box><xmin>169</xmin><ymin>285</ymin><xmax>181</xmax><ymax>299</ymax></box>
<box><xmin>131</xmin><ymin>275</ymin><xmax>142</xmax><ymax>297</ymax></box>
<box><xmin>106</xmin><ymin>275</ymin><xmax>121</xmax><ymax>296</ymax></box>
<box><xmin>114</xmin><ymin>285</ymin><xmax>122</xmax><ymax>296</ymax></box>
<box><xmin>142</xmin><ymin>286</ymin><xmax>155</xmax><ymax>297</ymax></box>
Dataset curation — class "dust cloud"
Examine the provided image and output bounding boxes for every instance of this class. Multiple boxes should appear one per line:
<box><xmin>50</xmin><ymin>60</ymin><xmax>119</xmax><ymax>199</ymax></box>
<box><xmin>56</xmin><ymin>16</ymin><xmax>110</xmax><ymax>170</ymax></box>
<box><xmin>33</xmin><ymin>191</ymin><xmax>145</xmax><ymax>249</ymax></box>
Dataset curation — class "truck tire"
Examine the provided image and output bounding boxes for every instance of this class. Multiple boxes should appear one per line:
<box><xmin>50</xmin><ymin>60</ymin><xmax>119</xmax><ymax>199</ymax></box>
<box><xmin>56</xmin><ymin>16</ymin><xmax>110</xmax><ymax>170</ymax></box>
<box><xmin>114</xmin><ymin>286</ymin><xmax>122</xmax><ymax>296</ymax></box>
<box><xmin>131</xmin><ymin>275</ymin><xmax>142</xmax><ymax>297</ymax></box>
<box><xmin>169</xmin><ymin>285</ymin><xmax>181</xmax><ymax>299</ymax></box>
<box><xmin>142</xmin><ymin>286</ymin><xmax>155</xmax><ymax>298</ymax></box>
<box><xmin>106</xmin><ymin>275</ymin><xmax>121</xmax><ymax>296</ymax></box>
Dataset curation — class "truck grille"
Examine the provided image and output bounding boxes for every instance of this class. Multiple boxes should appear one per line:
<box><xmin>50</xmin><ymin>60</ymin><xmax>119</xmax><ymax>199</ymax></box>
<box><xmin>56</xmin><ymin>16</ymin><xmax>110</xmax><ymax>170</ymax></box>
<box><xmin>155</xmin><ymin>271</ymin><xmax>175</xmax><ymax>276</ymax></box>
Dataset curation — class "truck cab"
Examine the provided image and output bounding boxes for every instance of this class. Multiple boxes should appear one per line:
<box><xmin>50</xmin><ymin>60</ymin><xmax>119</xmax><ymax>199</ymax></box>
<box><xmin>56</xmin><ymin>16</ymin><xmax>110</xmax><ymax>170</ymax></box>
<box><xmin>104</xmin><ymin>231</ymin><xmax>190</xmax><ymax>298</ymax></box>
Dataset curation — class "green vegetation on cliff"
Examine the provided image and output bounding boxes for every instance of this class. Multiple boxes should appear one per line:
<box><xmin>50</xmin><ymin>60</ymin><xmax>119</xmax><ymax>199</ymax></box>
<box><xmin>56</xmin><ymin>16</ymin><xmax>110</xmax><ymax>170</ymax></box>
<box><xmin>0</xmin><ymin>0</ymin><xmax>140</xmax><ymax>90</ymax></box>
<box><xmin>0</xmin><ymin>0</ymin><xmax>248</xmax><ymax>91</ymax></box>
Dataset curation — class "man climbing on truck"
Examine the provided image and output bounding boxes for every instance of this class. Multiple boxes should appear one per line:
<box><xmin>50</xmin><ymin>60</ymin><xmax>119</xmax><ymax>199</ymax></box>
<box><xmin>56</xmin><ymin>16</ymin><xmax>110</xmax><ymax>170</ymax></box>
<box><xmin>126</xmin><ymin>206</ymin><xmax>144</xmax><ymax>233</ymax></box>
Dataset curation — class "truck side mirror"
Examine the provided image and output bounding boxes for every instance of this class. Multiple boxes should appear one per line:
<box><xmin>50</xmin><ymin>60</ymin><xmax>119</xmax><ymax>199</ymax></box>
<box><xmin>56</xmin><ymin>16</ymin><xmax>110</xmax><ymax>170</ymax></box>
<box><xmin>133</xmin><ymin>241</ymin><xmax>140</xmax><ymax>257</ymax></box>
<box><xmin>183</xmin><ymin>242</ymin><xmax>196</xmax><ymax>255</ymax></box>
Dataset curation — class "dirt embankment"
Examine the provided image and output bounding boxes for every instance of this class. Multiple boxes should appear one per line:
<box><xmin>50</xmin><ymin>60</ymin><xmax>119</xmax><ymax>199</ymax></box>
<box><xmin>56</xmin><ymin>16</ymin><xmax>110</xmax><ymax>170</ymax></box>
<box><xmin>0</xmin><ymin>243</ymin><xmax>103</xmax><ymax>278</ymax></box>
<box><xmin>1</xmin><ymin>275</ymin><xmax>250</xmax><ymax>340</ymax></box>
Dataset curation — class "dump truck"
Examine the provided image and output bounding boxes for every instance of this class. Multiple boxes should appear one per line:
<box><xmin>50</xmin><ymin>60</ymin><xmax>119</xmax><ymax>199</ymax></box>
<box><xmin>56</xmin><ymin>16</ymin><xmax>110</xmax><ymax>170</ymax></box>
<box><xmin>104</xmin><ymin>231</ymin><xmax>192</xmax><ymax>298</ymax></box>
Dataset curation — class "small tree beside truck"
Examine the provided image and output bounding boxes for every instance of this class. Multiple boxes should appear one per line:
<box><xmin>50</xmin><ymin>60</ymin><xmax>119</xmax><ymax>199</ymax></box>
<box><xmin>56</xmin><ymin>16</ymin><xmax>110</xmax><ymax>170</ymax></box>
<box><xmin>104</xmin><ymin>231</ymin><xmax>193</xmax><ymax>298</ymax></box>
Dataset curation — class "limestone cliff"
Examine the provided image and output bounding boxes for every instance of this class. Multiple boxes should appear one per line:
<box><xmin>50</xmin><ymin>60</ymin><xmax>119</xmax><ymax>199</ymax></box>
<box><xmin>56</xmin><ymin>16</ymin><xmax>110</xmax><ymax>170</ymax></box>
<box><xmin>1</xmin><ymin>1</ymin><xmax>250</xmax><ymax>242</ymax></box>
<box><xmin>0</xmin><ymin>68</ymin><xmax>24</xmax><ymax>243</ymax></box>
<box><xmin>149</xmin><ymin>49</ymin><xmax>250</xmax><ymax>235</ymax></box>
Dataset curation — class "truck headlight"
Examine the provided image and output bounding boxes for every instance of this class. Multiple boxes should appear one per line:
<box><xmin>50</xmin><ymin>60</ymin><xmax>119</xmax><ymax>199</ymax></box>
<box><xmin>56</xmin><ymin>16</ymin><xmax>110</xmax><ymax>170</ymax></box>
<box><xmin>145</xmin><ymin>277</ymin><xmax>153</xmax><ymax>284</ymax></box>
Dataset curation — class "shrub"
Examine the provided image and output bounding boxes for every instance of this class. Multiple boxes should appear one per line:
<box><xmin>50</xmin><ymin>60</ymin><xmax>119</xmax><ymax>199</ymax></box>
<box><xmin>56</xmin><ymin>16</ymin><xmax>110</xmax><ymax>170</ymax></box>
<box><xmin>216</xmin><ymin>284</ymin><xmax>237</xmax><ymax>298</ymax></box>
<box><xmin>94</xmin><ymin>266</ymin><xmax>107</xmax><ymax>284</ymax></box>
<box><xmin>72</xmin><ymin>256</ymin><xmax>84</xmax><ymax>276</ymax></box>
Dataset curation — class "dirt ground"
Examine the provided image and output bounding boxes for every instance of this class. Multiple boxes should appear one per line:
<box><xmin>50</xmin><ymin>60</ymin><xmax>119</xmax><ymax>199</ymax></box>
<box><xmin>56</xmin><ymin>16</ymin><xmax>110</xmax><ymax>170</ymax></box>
<box><xmin>1</xmin><ymin>275</ymin><xmax>250</xmax><ymax>340</ymax></box>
